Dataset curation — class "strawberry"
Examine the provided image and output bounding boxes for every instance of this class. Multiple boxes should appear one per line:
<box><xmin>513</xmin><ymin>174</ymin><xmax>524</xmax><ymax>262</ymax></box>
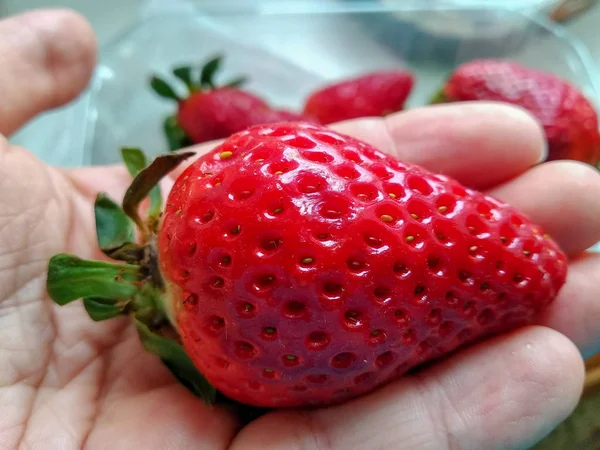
<box><xmin>47</xmin><ymin>123</ymin><xmax>567</xmax><ymax>410</ymax></box>
<box><xmin>303</xmin><ymin>70</ymin><xmax>414</xmax><ymax>125</ymax></box>
<box><xmin>153</xmin><ymin>55</ymin><xmax>314</xmax><ymax>151</ymax></box>
<box><xmin>175</xmin><ymin>88</ymin><xmax>269</xmax><ymax>144</ymax></box>
<box><xmin>432</xmin><ymin>59</ymin><xmax>600</xmax><ymax>165</ymax></box>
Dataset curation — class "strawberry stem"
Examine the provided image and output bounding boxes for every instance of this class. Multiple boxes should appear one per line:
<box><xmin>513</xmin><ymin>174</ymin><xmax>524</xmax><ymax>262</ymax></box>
<box><xmin>122</xmin><ymin>152</ymin><xmax>195</xmax><ymax>240</ymax></box>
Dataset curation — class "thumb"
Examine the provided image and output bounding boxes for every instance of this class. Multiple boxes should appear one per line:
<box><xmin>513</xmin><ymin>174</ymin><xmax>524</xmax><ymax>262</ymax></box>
<box><xmin>0</xmin><ymin>8</ymin><xmax>97</xmax><ymax>136</ymax></box>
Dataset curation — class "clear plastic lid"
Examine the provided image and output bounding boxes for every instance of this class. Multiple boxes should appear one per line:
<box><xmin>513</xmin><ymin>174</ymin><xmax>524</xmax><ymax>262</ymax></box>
<box><xmin>12</xmin><ymin>0</ymin><xmax>598</xmax><ymax>169</ymax></box>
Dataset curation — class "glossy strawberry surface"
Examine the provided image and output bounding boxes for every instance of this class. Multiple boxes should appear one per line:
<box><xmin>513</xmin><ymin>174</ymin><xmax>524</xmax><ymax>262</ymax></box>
<box><xmin>158</xmin><ymin>122</ymin><xmax>567</xmax><ymax>408</ymax></box>
<box><xmin>440</xmin><ymin>59</ymin><xmax>600</xmax><ymax>165</ymax></box>
<box><xmin>303</xmin><ymin>71</ymin><xmax>414</xmax><ymax>125</ymax></box>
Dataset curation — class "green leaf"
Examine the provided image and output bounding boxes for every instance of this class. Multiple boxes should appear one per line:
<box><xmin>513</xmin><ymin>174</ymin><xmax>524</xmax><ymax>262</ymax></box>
<box><xmin>532</xmin><ymin>390</ymin><xmax>600</xmax><ymax>449</ymax></box>
<box><xmin>150</xmin><ymin>76</ymin><xmax>181</xmax><ymax>101</ymax></box>
<box><xmin>94</xmin><ymin>193</ymin><xmax>136</xmax><ymax>260</ymax></box>
<box><xmin>429</xmin><ymin>88</ymin><xmax>450</xmax><ymax>105</ymax></box>
<box><xmin>163</xmin><ymin>115</ymin><xmax>193</xmax><ymax>152</ymax></box>
<box><xmin>83</xmin><ymin>297</ymin><xmax>125</xmax><ymax>321</ymax></box>
<box><xmin>121</xmin><ymin>147</ymin><xmax>148</xmax><ymax>177</ymax></box>
<box><xmin>223</xmin><ymin>76</ymin><xmax>248</xmax><ymax>88</ymax></box>
<box><xmin>122</xmin><ymin>152</ymin><xmax>195</xmax><ymax>232</ymax></box>
<box><xmin>120</xmin><ymin>147</ymin><xmax>163</xmax><ymax>222</ymax></box>
<box><xmin>47</xmin><ymin>254</ymin><xmax>141</xmax><ymax>305</ymax></box>
<box><xmin>135</xmin><ymin>319</ymin><xmax>216</xmax><ymax>404</ymax></box>
<box><xmin>173</xmin><ymin>66</ymin><xmax>194</xmax><ymax>91</ymax></box>
<box><xmin>199</xmin><ymin>55</ymin><xmax>223</xmax><ymax>89</ymax></box>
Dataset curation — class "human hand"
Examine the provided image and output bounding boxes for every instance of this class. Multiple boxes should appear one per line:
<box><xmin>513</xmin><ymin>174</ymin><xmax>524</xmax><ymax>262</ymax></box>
<box><xmin>1</xmin><ymin>9</ymin><xmax>600</xmax><ymax>450</ymax></box>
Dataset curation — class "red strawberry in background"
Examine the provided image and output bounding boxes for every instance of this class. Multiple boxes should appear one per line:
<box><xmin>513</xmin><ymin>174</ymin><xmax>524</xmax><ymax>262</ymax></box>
<box><xmin>175</xmin><ymin>87</ymin><xmax>268</xmax><ymax>143</ymax></box>
<box><xmin>47</xmin><ymin>122</ymin><xmax>567</xmax><ymax>409</ymax></box>
<box><xmin>432</xmin><ymin>59</ymin><xmax>600</xmax><ymax>166</ymax></box>
<box><xmin>152</xmin><ymin>55</ymin><xmax>315</xmax><ymax>151</ymax></box>
<box><xmin>303</xmin><ymin>70</ymin><xmax>414</xmax><ymax>124</ymax></box>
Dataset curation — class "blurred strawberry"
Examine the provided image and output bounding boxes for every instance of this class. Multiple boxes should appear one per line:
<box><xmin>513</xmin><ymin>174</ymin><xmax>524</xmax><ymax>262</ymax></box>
<box><xmin>433</xmin><ymin>59</ymin><xmax>600</xmax><ymax>165</ymax></box>
<box><xmin>152</xmin><ymin>55</ymin><xmax>311</xmax><ymax>150</ymax></box>
<box><xmin>303</xmin><ymin>70</ymin><xmax>414</xmax><ymax>125</ymax></box>
<box><xmin>175</xmin><ymin>87</ymin><xmax>268</xmax><ymax>144</ymax></box>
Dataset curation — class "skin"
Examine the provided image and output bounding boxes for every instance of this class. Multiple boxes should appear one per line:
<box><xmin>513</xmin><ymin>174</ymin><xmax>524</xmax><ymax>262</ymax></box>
<box><xmin>1</xmin><ymin>9</ymin><xmax>600</xmax><ymax>450</ymax></box>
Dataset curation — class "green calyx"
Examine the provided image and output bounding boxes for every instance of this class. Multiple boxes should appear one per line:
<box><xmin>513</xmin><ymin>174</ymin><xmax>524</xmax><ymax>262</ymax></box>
<box><xmin>149</xmin><ymin>54</ymin><xmax>248</xmax><ymax>105</ymax></box>
<box><xmin>47</xmin><ymin>255</ymin><xmax>141</xmax><ymax>304</ymax></box>
<box><xmin>164</xmin><ymin>115</ymin><xmax>194</xmax><ymax>152</ymax></box>
<box><xmin>149</xmin><ymin>54</ymin><xmax>249</xmax><ymax>152</ymax></box>
<box><xmin>429</xmin><ymin>88</ymin><xmax>451</xmax><ymax>105</ymax></box>
<box><xmin>45</xmin><ymin>148</ymin><xmax>216</xmax><ymax>404</ymax></box>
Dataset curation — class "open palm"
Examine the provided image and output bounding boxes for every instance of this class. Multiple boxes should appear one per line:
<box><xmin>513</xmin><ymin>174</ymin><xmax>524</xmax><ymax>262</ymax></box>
<box><xmin>2</xmin><ymin>10</ymin><xmax>600</xmax><ymax>450</ymax></box>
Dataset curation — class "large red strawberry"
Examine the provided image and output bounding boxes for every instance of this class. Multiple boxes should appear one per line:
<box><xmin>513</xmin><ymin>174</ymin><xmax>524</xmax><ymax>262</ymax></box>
<box><xmin>47</xmin><ymin>122</ymin><xmax>567</xmax><ymax>409</ymax></box>
<box><xmin>303</xmin><ymin>70</ymin><xmax>414</xmax><ymax>124</ymax></box>
<box><xmin>433</xmin><ymin>59</ymin><xmax>600</xmax><ymax>165</ymax></box>
<box><xmin>152</xmin><ymin>55</ymin><xmax>314</xmax><ymax>150</ymax></box>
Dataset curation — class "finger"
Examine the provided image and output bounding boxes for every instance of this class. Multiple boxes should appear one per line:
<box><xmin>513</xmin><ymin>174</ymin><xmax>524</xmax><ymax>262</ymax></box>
<box><xmin>333</xmin><ymin>102</ymin><xmax>546</xmax><ymax>189</ymax></box>
<box><xmin>167</xmin><ymin>103</ymin><xmax>543</xmax><ymax>189</ymax></box>
<box><xmin>487</xmin><ymin>161</ymin><xmax>600</xmax><ymax>257</ymax></box>
<box><xmin>64</xmin><ymin>165</ymin><xmax>132</xmax><ymax>201</ymax></box>
<box><xmin>232</xmin><ymin>327</ymin><xmax>583</xmax><ymax>450</ymax></box>
<box><xmin>0</xmin><ymin>9</ymin><xmax>96</xmax><ymax>135</ymax></box>
<box><xmin>539</xmin><ymin>253</ymin><xmax>600</xmax><ymax>358</ymax></box>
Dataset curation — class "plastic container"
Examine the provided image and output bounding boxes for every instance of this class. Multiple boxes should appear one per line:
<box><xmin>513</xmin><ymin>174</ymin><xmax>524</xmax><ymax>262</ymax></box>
<box><xmin>12</xmin><ymin>0</ymin><xmax>600</xmax><ymax>168</ymax></box>
<box><xmin>90</xmin><ymin>1</ymin><xmax>600</xmax><ymax>165</ymax></box>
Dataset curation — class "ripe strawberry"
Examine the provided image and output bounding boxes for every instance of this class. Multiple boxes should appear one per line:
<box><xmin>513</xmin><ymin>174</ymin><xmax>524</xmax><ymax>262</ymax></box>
<box><xmin>176</xmin><ymin>88</ymin><xmax>270</xmax><ymax>144</ymax></box>
<box><xmin>303</xmin><ymin>70</ymin><xmax>414</xmax><ymax>125</ymax></box>
<box><xmin>153</xmin><ymin>55</ymin><xmax>314</xmax><ymax>150</ymax></box>
<box><xmin>433</xmin><ymin>59</ymin><xmax>600</xmax><ymax>165</ymax></box>
<box><xmin>47</xmin><ymin>123</ymin><xmax>567</xmax><ymax>410</ymax></box>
